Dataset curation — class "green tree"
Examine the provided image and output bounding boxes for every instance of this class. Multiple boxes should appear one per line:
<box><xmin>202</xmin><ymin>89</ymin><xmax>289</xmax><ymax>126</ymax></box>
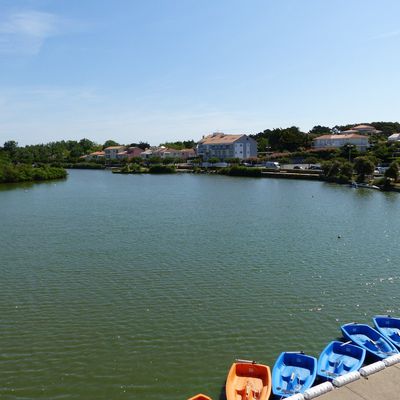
<box><xmin>370</xmin><ymin>121</ymin><xmax>400</xmax><ymax>136</ymax></box>
<box><xmin>340</xmin><ymin>144</ymin><xmax>359</xmax><ymax>162</ymax></box>
<box><xmin>384</xmin><ymin>161</ymin><xmax>399</xmax><ymax>181</ymax></box>
<box><xmin>340</xmin><ymin>161</ymin><xmax>354</xmax><ymax>181</ymax></box>
<box><xmin>308</xmin><ymin>125</ymin><xmax>331</xmax><ymax>135</ymax></box>
<box><xmin>353</xmin><ymin>156</ymin><xmax>375</xmax><ymax>182</ymax></box>
<box><xmin>130</xmin><ymin>141</ymin><xmax>150</xmax><ymax>150</ymax></box>
<box><xmin>370</xmin><ymin>142</ymin><xmax>391</xmax><ymax>163</ymax></box>
<box><xmin>251</xmin><ymin>127</ymin><xmax>308</xmax><ymax>152</ymax></box>
<box><xmin>257</xmin><ymin>137</ymin><xmax>269</xmax><ymax>152</ymax></box>
<box><xmin>3</xmin><ymin>140</ymin><xmax>18</xmax><ymax>158</ymax></box>
<box><xmin>162</xmin><ymin>157</ymin><xmax>175</xmax><ymax>165</ymax></box>
<box><xmin>321</xmin><ymin>160</ymin><xmax>353</xmax><ymax>183</ymax></box>
<box><xmin>148</xmin><ymin>156</ymin><xmax>162</xmax><ymax>164</ymax></box>
<box><xmin>322</xmin><ymin>160</ymin><xmax>341</xmax><ymax>179</ymax></box>
<box><xmin>268</xmin><ymin>127</ymin><xmax>307</xmax><ymax>152</ymax></box>
<box><xmin>79</xmin><ymin>138</ymin><xmax>97</xmax><ymax>153</ymax></box>
<box><xmin>103</xmin><ymin>140</ymin><xmax>120</xmax><ymax>148</ymax></box>
<box><xmin>159</xmin><ymin>140</ymin><xmax>195</xmax><ymax>150</ymax></box>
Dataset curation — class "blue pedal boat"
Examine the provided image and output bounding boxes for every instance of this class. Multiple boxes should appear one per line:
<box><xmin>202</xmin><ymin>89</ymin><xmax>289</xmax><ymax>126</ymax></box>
<box><xmin>341</xmin><ymin>322</ymin><xmax>399</xmax><ymax>359</ymax></box>
<box><xmin>317</xmin><ymin>341</ymin><xmax>366</xmax><ymax>379</ymax></box>
<box><xmin>373</xmin><ymin>315</ymin><xmax>400</xmax><ymax>349</ymax></box>
<box><xmin>272</xmin><ymin>352</ymin><xmax>317</xmax><ymax>397</ymax></box>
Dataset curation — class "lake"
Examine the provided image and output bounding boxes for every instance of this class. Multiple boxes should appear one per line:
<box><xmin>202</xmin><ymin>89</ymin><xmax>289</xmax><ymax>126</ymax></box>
<box><xmin>0</xmin><ymin>170</ymin><xmax>399</xmax><ymax>400</ymax></box>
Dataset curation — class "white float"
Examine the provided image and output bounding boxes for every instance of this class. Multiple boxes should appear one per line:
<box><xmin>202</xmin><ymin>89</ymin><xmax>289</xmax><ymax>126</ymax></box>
<box><xmin>359</xmin><ymin>361</ymin><xmax>386</xmax><ymax>377</ymax></box>
<box><xmin>303</xmin><ymin>382</ymin><xmax>334</xmax><ymax>399</ymax></box>
<box><xmin>332</xmin><ymin>370</ymin><xmax>361</xmax><ymax>387</ymax></box>
<box><xmin>284</xmin><ymin>394</ymin><xmax>304</xmax><ymax>400</ymax></box>
<box><xmin>383</xmin><ymin>353</ymin><xmax>400</xmax><ymax>367</ymax></box>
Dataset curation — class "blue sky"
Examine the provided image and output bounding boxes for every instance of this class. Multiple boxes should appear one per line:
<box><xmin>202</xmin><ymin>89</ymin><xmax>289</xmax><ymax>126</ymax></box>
<box><xmin>1</xmin><ymin>0</ymin><xmax>400</xmax><ymax>146</ymax></box>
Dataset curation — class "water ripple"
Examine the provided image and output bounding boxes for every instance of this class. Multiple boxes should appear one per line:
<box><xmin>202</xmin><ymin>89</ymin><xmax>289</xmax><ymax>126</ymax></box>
<box><xmin>1</xmin><ymin>171</ymin><xmax>400</xmax><ymax>399</ymax></box>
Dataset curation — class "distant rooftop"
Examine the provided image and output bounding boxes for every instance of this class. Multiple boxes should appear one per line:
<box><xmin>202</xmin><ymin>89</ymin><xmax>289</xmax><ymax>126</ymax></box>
<box><xmin>352</xmin><ymin>124</ymin><xmax>376</xmax><ymax>130</ymax></box>
<box><xmin>104</xmin><ymin>146</ymin><xmax>125</xmax><ymax>150</ymax></box>
<box><xmin>199</xmin><ymin>132</ymin><xmax>245</xmax><ymax>145</ymax></box>
<box><xmin>315</xmin><ymin>134</ymin><xmax>367</xmax><ymax>140</ymax></box>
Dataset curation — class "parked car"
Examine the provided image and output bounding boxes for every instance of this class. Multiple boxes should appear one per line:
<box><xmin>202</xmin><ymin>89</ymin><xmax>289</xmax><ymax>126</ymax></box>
<box><xmin>375</xmin><ymin>166</ymin><xmax>388</xmax><ymax>174</ymax></box>
<box><xmin>308</xmin><ymin>165</ymin><xmax>322</xmax><ymax>170</ymax></box>
<box><xmin>265</xmin><ymin>161</ymin><xmax>280</xmax><ymax>170</ymax></box>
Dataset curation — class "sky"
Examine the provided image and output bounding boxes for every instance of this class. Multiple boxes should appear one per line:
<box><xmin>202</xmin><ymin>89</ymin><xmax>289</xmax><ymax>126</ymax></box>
<box><xmin>1</xmin><ymin>0</ymin><xmax>400</xmax><ymax>146</ymax></box>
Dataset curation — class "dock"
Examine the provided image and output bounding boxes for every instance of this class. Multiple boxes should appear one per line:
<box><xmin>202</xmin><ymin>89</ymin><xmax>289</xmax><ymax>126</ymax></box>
<box><xmin>319</xmin><ymin>363</ymin><xmax>400</xmax><ymax>400</ymax></box>
<box><xmin>283</xmin><ymin>355</ymin><xmax>400</xmax><ymax>400</ymax></box>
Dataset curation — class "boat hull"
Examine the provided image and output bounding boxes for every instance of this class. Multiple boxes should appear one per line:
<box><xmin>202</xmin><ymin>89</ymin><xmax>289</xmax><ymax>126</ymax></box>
<box><xmin>225</xmin><ymin>361</ymin><xmax>271</xmax><ymax>400</ymax></box>
<box><xmin>187</xmin><ymin>394</ymin><xmax>212</xmax><ymax>400</ymax></box>
<box><xmin>272</xmin><ymin>352</ymin><xmax>317</xmax><ymax>397</ymax></box>
<box><xmin>373</xmin><ymin>316</ymin><xmax>400</xmax><ymax>349</ymax></box>
<box><xmin>317</xmin><ymin>341</ymin><xmax>366</xmax><ymax>379</ymax></box>
<box><xmin>341</xmin><ymin>322</ymin><xmax>399</xmax><ymax>359</ymax></box>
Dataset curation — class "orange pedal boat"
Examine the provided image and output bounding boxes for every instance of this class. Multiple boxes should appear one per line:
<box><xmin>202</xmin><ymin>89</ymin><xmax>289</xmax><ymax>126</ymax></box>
<box><xmin>187</xmin><ymin>395</ymin><xmax>212</xmax><ymax>400</ymax></box>
<box><xmin>226</xmin><ymin>360</ymin><xmax>271</xmax><ymax>400</ymax></box>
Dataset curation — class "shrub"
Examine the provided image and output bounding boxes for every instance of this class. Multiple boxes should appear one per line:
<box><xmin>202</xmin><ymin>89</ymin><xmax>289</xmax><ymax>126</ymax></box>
<box><xmin>148</xmin><ymin>164</ymin><xmax>176</xmax><ymax>174</ymax></box>
<box><xmin>385</xmin><ymin>161</ymin><xmax>399</xmax><ymax>181</ymax></box>
<box><xmin>0</xmin><ymin>163</ymin><xmax>67</xmax><ymax>183</ymax></box>
<box><xmin>218</xmin><ymin>166</ymin><xmax>262</xmax><ymax>177</ymax></box>
<box><xmin>375</xmin><ymin>176</ymin><xmax>394</xmax><ymax>191</ymax></box>
<box><xmin>321</xmin><ymin>160</ymin><xmax>353</xmax><ymax>183</ymax></box>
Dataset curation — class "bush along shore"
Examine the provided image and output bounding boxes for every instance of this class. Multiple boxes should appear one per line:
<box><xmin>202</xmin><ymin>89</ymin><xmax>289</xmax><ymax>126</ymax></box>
<box><xmin>112</xmin><ymin>164</ymin><xmax>176</xmax><ymax>174</ymax></box>
<box><xmin>111</xmin><ymin>159</ymin><xmax>400</xmax><ymax>191</ymax></box>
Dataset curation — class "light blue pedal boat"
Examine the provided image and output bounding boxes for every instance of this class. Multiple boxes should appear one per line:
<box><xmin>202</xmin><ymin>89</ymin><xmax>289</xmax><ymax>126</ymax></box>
<box><xmin>373</xmin><ymin>315</ymin><xmax>400</xmax><ymax>349</ymax></box>
<box><xmin>317</xmin><ymin>341</ymin><xmax>366</xmax><ymax>379</ymax></box>
<box><xmin>341</xmin><ymin>322</ymin><xmax>399</xmax><ymax>360</ymax></box>
<box><xmin>272</xmin><ymin>352</ymin><xmax>317</xmax><ymax>397</ymax></box>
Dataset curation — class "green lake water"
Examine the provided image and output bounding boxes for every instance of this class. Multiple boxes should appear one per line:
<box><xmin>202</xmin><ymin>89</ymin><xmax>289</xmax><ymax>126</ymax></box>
<box><xmin>0</xmin><ymin>170</ymin><xmax>399</xmax><ymax>400</ymax></box>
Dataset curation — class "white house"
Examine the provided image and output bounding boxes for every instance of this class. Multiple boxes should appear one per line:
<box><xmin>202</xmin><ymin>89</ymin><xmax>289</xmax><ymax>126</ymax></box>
<box><xmin>388</xmin><ymin>133</ymin><xmax>400</xmax><ymax>142</ymax></box>
<box><xmin>80</xmin><ymin>151</ymin><xmax>105</xmax><ymax>161</ymax></box>
<box><xmin>313</xmin><ymin>134</ymin><xmax>370</xmax><ymax>152</ymax></box>
<box><xmin>349</xmin><ymin>124</ymin><xmax>381</xmax><ymax>135</ymax></box>
<box><xmin>155</xmin><ymin>147</ymin><xmax>196</xmax><ymax>160</ymax></box>
<box><xmin>196</xmin><ymin>132</ymin><xmax>257</xmax><ymax>161</ymax></box>
<box><xmin>104</xmin><ymin>146</ymin><xmax>126</xmax><ymax>160</ymax></box>
<box><xmin>140</xmin><ymin>146</ymin><xmax>196</xmax><ymax>160</ymax></box>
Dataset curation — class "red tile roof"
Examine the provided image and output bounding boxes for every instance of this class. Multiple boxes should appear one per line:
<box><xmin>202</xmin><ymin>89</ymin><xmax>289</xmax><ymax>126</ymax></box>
<box><xmin>199</xmin><ymin>133</ymin><xmax>244</xmax><ymax>145</ymax></box>
<box><xmin>104</xmin><ymin>146</ymin><xmax>125</xmax><ymax>150</ymax></box>
<box><xmin>315</xmin><ymin>134</ymin><xmax>366</xmax><ymax>140</ymax></box>
<box><xmin>352</xmin><ymin>124</ymin><xmax>375</xmax><ymax>130</ymax></box>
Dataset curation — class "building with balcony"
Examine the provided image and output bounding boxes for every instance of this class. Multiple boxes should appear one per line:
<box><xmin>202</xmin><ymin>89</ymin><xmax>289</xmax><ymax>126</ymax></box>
<box><xmin>313</xmin><ymin>134</ymin><xmax>369</xmax><ymax>152</ymax></box>
<box><xmin>196</xmin><ymin>133</ymin><xmax>257</xmax><ymax>161</ymax></box>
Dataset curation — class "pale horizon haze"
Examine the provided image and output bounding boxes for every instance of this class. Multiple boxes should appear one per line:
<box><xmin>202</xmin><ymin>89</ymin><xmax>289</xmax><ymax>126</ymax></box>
<box><xmin>1</xmin><ymin>0</ymin><xmax>400</xmax><ymax>146</ymax></box>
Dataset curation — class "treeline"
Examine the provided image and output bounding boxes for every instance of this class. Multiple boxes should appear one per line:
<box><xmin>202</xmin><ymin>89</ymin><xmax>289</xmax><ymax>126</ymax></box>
<box><xmin>2</xmin><ymin>121</ymin><xmax>399</xmax><ymax>166</ymax></box>
<box><xmin>252</xmin><ymin>126</ymin><xmax>311</xmax><ymax>152</ymax></box>
<box><xmin>2</xmin><ymin>139</ymin><xmax>106</xmax><ymax>164</ymax></box>
<box><xmin>0</xmin><ymin>138</ymin><xmax>196</xmax><ymax>166</ymax></box>
<box><xmin>0</xmin><ymin>137</ymin><xmax>195</xmax><ymax>183</ymax></box>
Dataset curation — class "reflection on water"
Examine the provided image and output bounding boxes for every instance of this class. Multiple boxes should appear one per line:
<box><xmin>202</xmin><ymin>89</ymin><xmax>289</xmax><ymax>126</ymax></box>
<box><xmin>0</xmin><ymin>178</ymin><xmax>66</xmax><ymax>192</ymax></box>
